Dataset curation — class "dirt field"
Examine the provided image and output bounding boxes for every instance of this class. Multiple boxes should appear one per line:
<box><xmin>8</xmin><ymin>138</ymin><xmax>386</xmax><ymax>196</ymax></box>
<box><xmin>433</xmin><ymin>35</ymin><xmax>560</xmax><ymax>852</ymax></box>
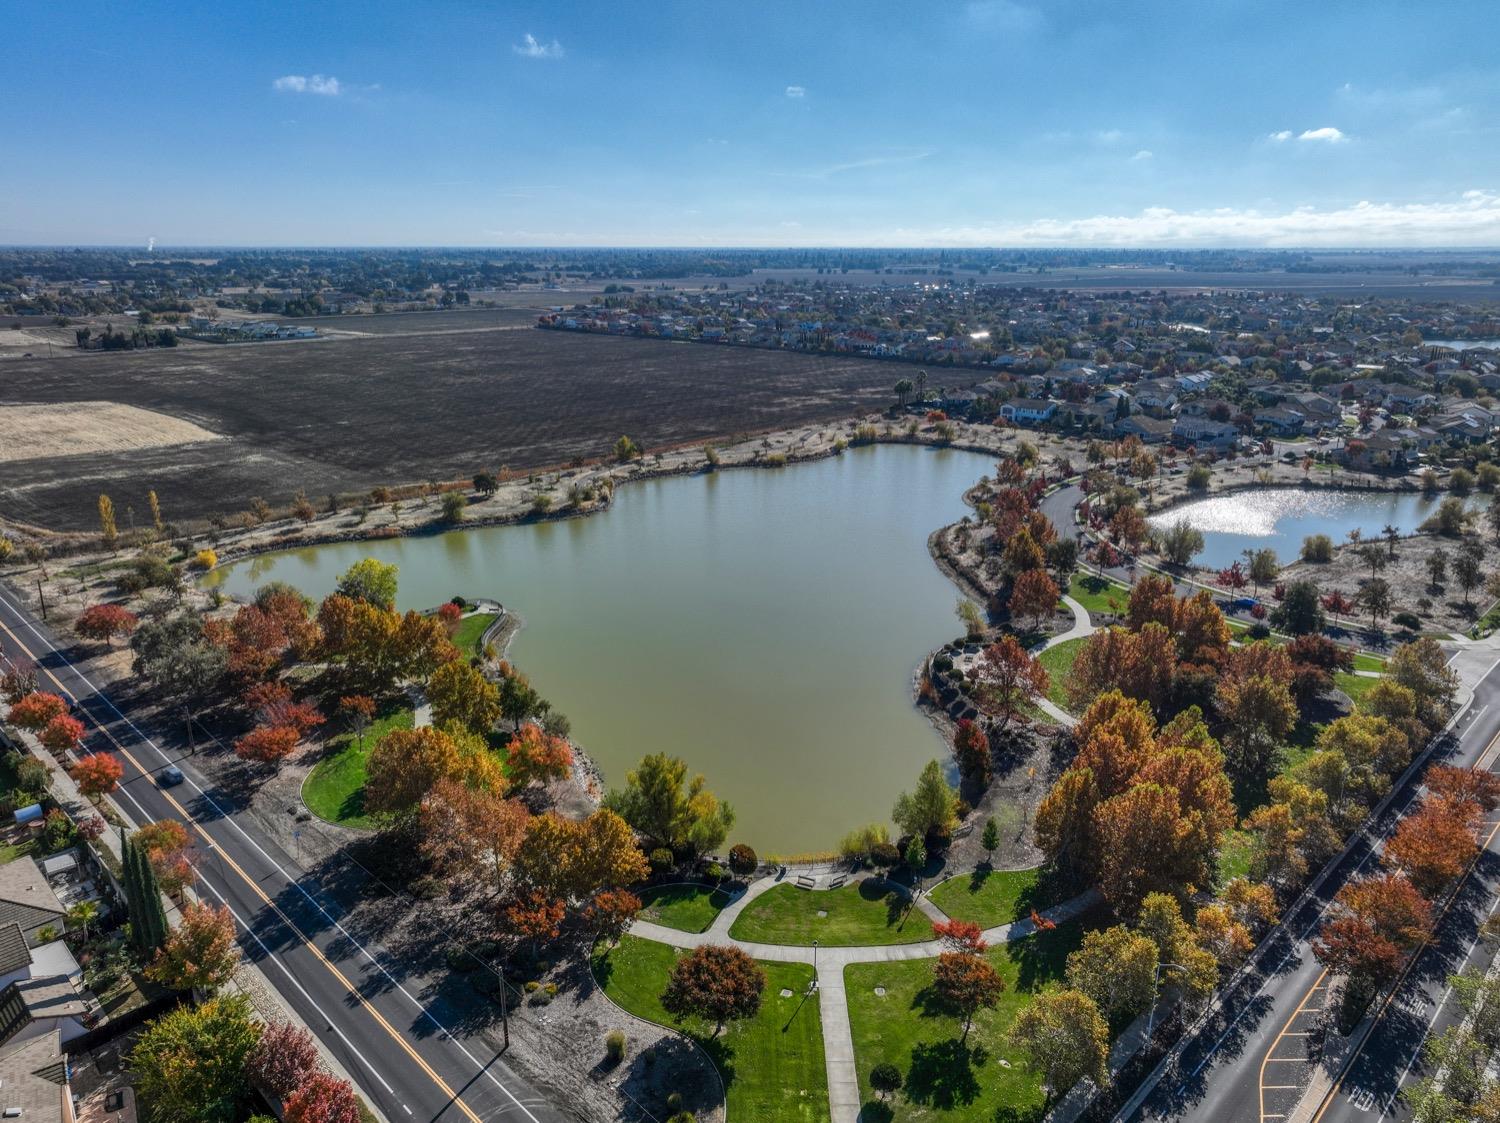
<box><xmin>0</xmin><ymin>402</ymin><xmax>223</xmax><ymax>462</ymax></box>
<box><xmin>0</xmin><ymin>327</ymin><xmax>905</xmax><ymax>530</ymax></box>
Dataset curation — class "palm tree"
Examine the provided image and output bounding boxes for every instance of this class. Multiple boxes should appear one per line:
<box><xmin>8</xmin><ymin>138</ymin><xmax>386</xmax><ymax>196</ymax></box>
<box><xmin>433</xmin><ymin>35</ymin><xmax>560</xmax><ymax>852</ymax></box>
<box><xmin>66</xmin><ymin>900</ymin><xmax>98</xmax><ymax>941</ymax></box>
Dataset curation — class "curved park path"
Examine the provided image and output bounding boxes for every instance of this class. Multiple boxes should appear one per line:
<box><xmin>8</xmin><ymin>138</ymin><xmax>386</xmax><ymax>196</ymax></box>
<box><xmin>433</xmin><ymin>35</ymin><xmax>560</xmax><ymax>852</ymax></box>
<box><xmin>626</xmin><ymin>870</ymin><xmax>1100</xmax><ymax>1123</ymax></box>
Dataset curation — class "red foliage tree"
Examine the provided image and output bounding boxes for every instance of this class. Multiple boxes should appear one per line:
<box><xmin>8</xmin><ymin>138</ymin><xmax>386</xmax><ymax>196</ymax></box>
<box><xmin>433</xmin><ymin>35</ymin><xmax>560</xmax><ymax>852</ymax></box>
<box><xmin>284</xmin><ymin>1072</ymin><xmax>362</xmax><ymax>1123</ymax></box>
<box><xmin>437</xmin><ymin>602</ymin><xmax>463</xmax><ymax>636</ymax></box>
<box><xmin>971</xmin><ymin>636</ymin><xmax>1049</xmax><ymax>732</ymax></box>
<box><xmin>505</xmin><ymin>723</ymin><xmax>573</xmax><ymax>788</ymax></box>
<box><xmin>584</xmin><ymin>889</ymin><xmax>642</xmax><ymax>944</ymax></box>
<box><xmin>40</xmin><ymin>714</ymin><xmax>86</xmax><ymax>754</ymax></box>
<box><xmin>1215</xmin><ymin>562</ymin><xmax>1248</xmax><ymax>593</ymax></box>
<box><xmin>660</xmin><ymin>944</ymin><xmax>766</xmax><ymax>1036</ymax></box>
<box><xmin>147</xmin><ymin>901</ymin><xmax>237</xmax><ymax>991</ymax></box>
<box><xmin>7</xmin><ymin>692</ymin><xmax>68</xmax><ymax>731</ymax></box>
<box><xmin>136</xmin><ymin>819</ymin><xmax>195</xmax><ymax>895</ymax></box>
<box><xmin>932</xmin><ymin>951</ymin><xmax>1006</xmax><ymax>1041</ymax></box>
<box><xmin>504</xmin><ymin>890</ymin><xmax>566</xmax><ymax>946</ymax></box>
<box><xmin>234</xmin><ymin>725</ymin><xmax>301</xmax><ymax>766</ymax></box>
<box><xmin>1425</xmin><ymin>765</ymin><xmax>1500</xmax><ymax>816</ymax></box>
<box><xmin>246</xmin><ymin>1020</ymin><xmax>321</xmax><ymax>1101</ymax></box>
<box><xmin>73</xmin><ymin>752</ymin><xmax>123</xmax><ymax>802</ymax></box>
<box><xmin>1009</xmin><ymin>567</ymin><xmax>1060</xmax><ymax>630</ymax></box>
<box><xmin>932</xmin><ymin>918</ymin><xmax>988</xmax><ymax>954</ymax></box>
<box><xmin>74</xmin><ymin>603</ymin><xmax>139</xmax><ymax>646</ymax></box>
<box><xmin>1314</xmin><ymin>873</ymin><xmax>1432</xmax><ymax>991</ymax></box>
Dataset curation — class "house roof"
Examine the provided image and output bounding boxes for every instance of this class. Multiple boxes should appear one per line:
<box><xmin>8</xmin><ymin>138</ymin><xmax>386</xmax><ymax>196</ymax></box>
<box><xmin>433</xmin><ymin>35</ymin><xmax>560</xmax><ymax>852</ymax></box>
<box><xmin>0</xmin><ymin>1029</ymin><xmax>69</xmax><ymax>1123</ymax></box>
<box><xmin>0</xmin><ymin>859</ymin><xmax>65</xmax><ymax>934</ymax></box>
<box><xmin>13</xmin><ymin>975</ymin><xmax>88</xmax><ymax>1021</ymax></box>
<box><xmin>0</xmin><ymin>924</ymin><xmax>31</xmax><ymax>978</ymax></box>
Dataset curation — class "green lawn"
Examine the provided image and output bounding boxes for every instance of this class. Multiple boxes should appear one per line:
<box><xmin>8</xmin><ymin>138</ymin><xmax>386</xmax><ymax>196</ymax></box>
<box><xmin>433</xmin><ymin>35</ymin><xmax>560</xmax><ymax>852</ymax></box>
<box><xmin>1217</xmin><ymin>829</ymin><xmax>1254</xmax><ymax>887</ymax></box>
<box><xmin>728</xmin><ymin>882</ymin><xmax>933</xmax><ymax>947</ymax></box>
<box><xmin>451</xmin><ymin>612</ymin><xmax>499</xmax><ymax>657</ymax></box>
<box><xmin>301</xmin><ymin>702</ymin><xmax>414</xmax><ymax>829</ymax></box>
<box><xmin>927</xmin><ymin>866</ymin><xmax>1065</xmax><ymax>929</ymax></box>
<box><xmin>637</xmin><ymin>883</ymin><xmax>735</xmax><ymax>934</ymax></box>
<box><xmin>1351</xmin><ymin>652</ymin><xmax>1386</xmax><ymax>673</ymax></box>
<box><xmin>845</xmin><ymin>920</ymin><xmax>1087</xmax><ymax>1123</ymax></box>
<box><xmin>1336</xmin><ymin>672</ymin><xmax>1378</xmax><ymax>708</ymax></box>
<box><xmin>592</xmin><ymin>935</ymin><xmax>829</xmax><ymax>1123</ymax></box>
<box><xmin>1068</xmin><ymin>573</ymin><xmax>1128</xmax><ymax>618</ymax></box>
<box><xmin>1036</xmin><ymin>637</ymin><xmax>1087</xmax><ymax>710</ymax></box>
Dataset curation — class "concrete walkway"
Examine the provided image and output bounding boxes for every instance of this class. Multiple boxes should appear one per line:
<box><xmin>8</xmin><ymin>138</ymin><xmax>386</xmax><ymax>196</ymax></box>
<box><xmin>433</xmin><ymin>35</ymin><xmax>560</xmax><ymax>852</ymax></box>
<box><xmin>1022</xmin><ymin>593</ymin><xmax>1096</xmax><ymax>728</ymax></box>
<box><xmin>625</xmin><ymin>873</ymin><xmax>1101</xmax><ymax>1123</ymax></box>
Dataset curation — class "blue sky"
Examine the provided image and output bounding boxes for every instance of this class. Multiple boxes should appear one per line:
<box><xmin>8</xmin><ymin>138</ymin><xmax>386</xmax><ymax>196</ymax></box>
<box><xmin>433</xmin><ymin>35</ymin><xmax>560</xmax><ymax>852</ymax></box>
<box><xmin>6</xmin><ymin>0</ymin><xmax>1500</xmax><ymax>247</ymax></box>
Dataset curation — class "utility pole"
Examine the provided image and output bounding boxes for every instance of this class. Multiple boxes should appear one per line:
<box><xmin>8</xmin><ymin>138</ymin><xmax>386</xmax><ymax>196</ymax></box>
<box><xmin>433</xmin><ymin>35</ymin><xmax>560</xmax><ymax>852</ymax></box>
<box><xmin>35</xmin><ymin>577</ymin><xmax>46</xmax><ymax>621</ymax></box>
<box><xmin>499</xmin><ymin>969</ymin><xmax>510</xmax><ymax>1051</ymax></box>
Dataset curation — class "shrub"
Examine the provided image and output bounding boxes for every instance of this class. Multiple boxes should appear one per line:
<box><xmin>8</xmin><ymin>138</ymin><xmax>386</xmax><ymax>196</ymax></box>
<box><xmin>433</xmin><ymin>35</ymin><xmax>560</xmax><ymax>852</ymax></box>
<box><xmin>1186</xmin><ymin>464</ymin><xmax>1212</xmax><ymax>491</ymax></box>
<box><xmin>1393</xmin><ymin>611</ymin><xmax>1421</xmax><ymax>631</ymax></box>
<box><xmin>1247</xmin><ymin>623</ymin><xmax>1271</xmax><ymax>640</ymax></box>
<box><xmin>442</xmin><ymin>492</ymin><xmax>468</xmax><ymax>523</ymax></box>
<box><xmin>191</xmin><ymin>549</ymin><xmax>217</xmax><ymax>571</ymax></box>
<box><xmin>954</xmin><ymin>799</ymin><xmax>972</xmax><ymax>820</ymax></box>
<box><xmin>666</xmin><ymin>1093</ymin><xmax>684</xmax><ymax>1113</ymax></box>
<box><xmin>1301</xmin><ymin>534</ymin><xmax>1334</xmax><ymax>563</ymax></box>
<box><xmin>704</xmin><ymin>862</ymin><xmax>725</xmax><ymax>882</ymax></box>
<box><xmin>649</xmin><ymin>848</ymin><xmax>675</xmax><ymax>874</ymax></box>
<box><xmin>870</xmin><ymin>1061</ymin><xmax>904</xmax><ymax>1098</ymax></box>
<box><xmin>605</xmin><ymin>1030</ymin><xmax>626</xmax><ymax>1064</ymax></box>
<box><xmin>524</xmin><ymin>980</ymin><xmax>540</xmax><ymax>993</ymax></box>
<box><xmin>871</xmin><ymin>842</ymin><xmax>901</xmax><ymax>868</ymax></box>
<box><xmin>728</xmin><ymin>843</ymin><xmax>757</xmax><ymax>876</ymax></box>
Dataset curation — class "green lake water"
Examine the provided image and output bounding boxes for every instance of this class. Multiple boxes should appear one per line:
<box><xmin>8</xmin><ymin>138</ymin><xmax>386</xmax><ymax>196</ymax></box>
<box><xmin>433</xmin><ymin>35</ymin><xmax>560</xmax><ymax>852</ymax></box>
<box><xmin>209</xmin><ymin>445</ymin><xmax>993</xmax><ymax>853</ymax></box>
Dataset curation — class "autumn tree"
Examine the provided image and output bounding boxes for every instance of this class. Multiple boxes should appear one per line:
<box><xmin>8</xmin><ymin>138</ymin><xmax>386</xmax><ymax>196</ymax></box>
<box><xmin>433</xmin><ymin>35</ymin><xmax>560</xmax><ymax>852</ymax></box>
<box><xmin>365</xmin><ymin>726</ymin><xmax>467</xmax><ymax>817</ymax></box>
<box><xmin>512</xmin><ymin>809</ymin><xmax>649</xmax><ymax>901</ymax></box>
<box><xmin>1066</xmin><ymin>924</ymin><xmax>1159</xmax><ymax>1024</ymax></box>
<box><xmin>419</xmin><ymin>779</ymin><xmax>530</xmax><ymax>888</ymax></box>
<box><xmin>504</xmin><ymin>890</ymin><xmax>566</xmax><ymax>946</ymax></box>
<box><xmin>75</xmin><ymin>603</ymin><xmax>139</xmax><ymax>646</ymax></box>
<box><xmin>338</xmin><ymin>694</ymin><xmax>376</xmax><ymax>744</ymax></box>
<box><xmin>234</xmin><ymin>725</ymin><xmax>302</xmax><ymax>767</ymax></box>
<box><xmin>660</xmin><ymin>944</ymin><xmax>766</xmax><ymax>1036</ymax></box>
<box><xmin>1001</xmin><ymin>526</ymin><xmax>1046</xmax><ymax>578</ymax></box>
<box><xmin>951</xmin><ymin>719</ymin><xmax>992</xmax><ymax>791</ymax></box>
<box><xmin>40</xmin><ymin>714</ymin><xmax>86</xmax><ymax>755</ymax></box>
<box><xmin>972</xmin><ymin>636</ymin><xmax>1048</xmax><ymax>732</ymax></box>
<box><xmin>98</xmin><ymin>493</ymin><xmax>117</xmax><ymax>547</ymax></box>
<box><xmin>1216</xmin><ymin>667</ymin><xmax>1298</xmax><ymax>788</ymax></box>
<box><xmin>148</xmin><ymin>900</ymin><xmax>238</xmax><ymax>992</ymax></box>
<box><xmin>1009</xmin><ymin>567</ymin><xmax>1060</xmax><ymax>630</ymax></box>
<box><xmin>74</xmin><ymin>752</ymin><xmax>123</xmax><ymax>802</ymax></box>
<box><xmin>0</xmin><ymin>658</ymin><xmax>38</xmax><ymax>705</ymax></box>
<box><xmin>1066</xmin><ymin>624</ymin><xmax>1176</xmax><ymax>716</ymax></box>
<box><xmin>584</xmin><ymin>888</ymin><xmax>643</xmax><ymax>945</ymax></box>
<box><xmin>136</xmin><ymin>819</ymin><xmax>195</xmax><ymax>895</ymax></box>
<box><xmin>244</xmin><ymin>1020</ymin><xmax>320</xmax><ymax>1102</ymax></box>
<box><xmin>6</xmin><ymin>691</ymin><xmax>68</xmax><ymax>731</ymax></box>
<box><xmin>1387</xmin><ymin>637</ymin><xmax>1459</xmax><ymax>727</ymax></box>
<box><xmin>605</xmin><ymin>753</ymin><xmax>734</xmax><ymax>855</ymax></box>
<box><xmin>1314</xmin><ymin>873</ymin><xmax>1433</xmax><ymax>1010</ymax></box>
<box><xmin>1384</xmin><ymin>796</ymin><xmax>1479</xmax><ymax>897</ymax></box>
<box><xmin>1135</xmin><ymin>892</ymin><xmax>1218</xmax><ymax>999</ymax></box>
<box><xmin>933</xmin><ymin>950</ymin><xmax>1006</xmax><ymax>1041</ymax></box>
<box><xmin>285</xmin><ymin>1073</ymin><xmax>362</xmax><ymax>1123</ymax></box>
<box><xmin>506</xmin><ymin>722</ymin><xmax>574</xmax><ymax>788</ymax></box>
<box><xmin>1285</xmin><ymin>634</ymin><xmax>1354</xmax><ymax>709</ymax></box>
<box><xmin>1425</xmin><ymin>765</ymin><xmax>1500</xmax><ymax>816</ymax></box>
<box><xmin>428</xmin><ymin>659</ymin><xmax>501</xmax><ymax>735</ymax></box>
<box><xmin>1006</xmin><ymin>989</ymin><xmax>1110</xmax><ymax>1110</ymax></box>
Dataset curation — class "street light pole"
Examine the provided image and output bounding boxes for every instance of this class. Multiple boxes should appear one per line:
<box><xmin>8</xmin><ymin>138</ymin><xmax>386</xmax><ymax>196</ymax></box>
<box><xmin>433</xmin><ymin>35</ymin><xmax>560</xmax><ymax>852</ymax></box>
<box><xmin>812</xmin><ymin>940</ymin><xmax>819</xmax><ymax>994</ymax></box>
<box><xmin>1146</xmin><ymin>962</ymin><xmax>1184</xmax><ymax>1037</ymax></box>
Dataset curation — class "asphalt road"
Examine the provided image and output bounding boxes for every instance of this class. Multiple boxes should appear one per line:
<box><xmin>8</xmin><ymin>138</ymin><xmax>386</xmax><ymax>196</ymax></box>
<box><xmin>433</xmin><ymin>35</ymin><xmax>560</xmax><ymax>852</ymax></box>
<box><xmin>1127</xmin><ymin>654</ymin><xmax>1500</xmax><ymax>1123</ymax></box>
<box><xmin>0</xmin><ymin>582</ymin><xmax>570</xmax><ymax>1123</ymax></box>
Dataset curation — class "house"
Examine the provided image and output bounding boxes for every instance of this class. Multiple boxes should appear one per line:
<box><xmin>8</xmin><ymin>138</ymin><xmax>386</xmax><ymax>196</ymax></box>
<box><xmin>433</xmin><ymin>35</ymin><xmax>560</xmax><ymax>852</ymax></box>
<box><xmin>1058</xmin><ymin>399</ymin><xmax>1121</xmax><ymax>432</ymax></box>
<box><xmin>1172</xmin><ymin>416</ymin><xmax>1240</xmax><ymax>450</ymax></box>
<box><xmin>999</xmin><ymin>399</ymin><xmax>1058</xmax><ymax>426</ymax></box>
<box><xmin>1383</xmin><ymin>385</ymin><xmax>1438</xmax><ymax>412</ymax></box>
<box><xmin>1253</xmin><ymin>406</ymin><xmax>1307</xmax><ymax>436</ymax></box>
<box><xmin>0</xmin><ymin>858</ymin><xmax>65</xmax><ymax>947</ymax></box>
<box><xmin>0</xmin><ymin>1030</ymin><xmax>73</xmax><ymax>1123</ymax></box>
<box><xmin>1113</xmin><ymin>415</ymin><xmax>1175</xmax><ymax>444</ymax></box>
<box><xmin>1133</xmin><ymin>379</ymin><xmax>1180</xmax><ymax>416</ymax></box>
<box><xmin>1337</xmin><ymin>428</ymin><xmax>1420</xmax><ymax>471</ymax></box>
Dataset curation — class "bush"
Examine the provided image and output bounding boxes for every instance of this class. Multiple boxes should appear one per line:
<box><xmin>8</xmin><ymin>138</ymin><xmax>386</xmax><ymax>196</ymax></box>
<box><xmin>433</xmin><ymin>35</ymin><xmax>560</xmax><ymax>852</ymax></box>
<box><xmin>666</xmin><ymin>1093</ymin><xmax>684</xmax><ymax>1112</ymax></box>
<box><xmin>728</xmin><ymin>843</ymin><xmax>757</xmax><ymax>876</ymax></box>
<box><xmin>1393</xmin><ymin>611</ymin><xmax>1421</xmax><ymax>630</ymax></box>
<box><xmin>1247</xmin><ymin>623</ymin><xmax>1271</xmax><ymax>640</ymax></box>
<box><xmin>870</xmin><ymin>1061</ymin><xmax>904</xmax><ymax>1097</ymax></box>
<box><xmin>871</xmin><ymin>842</ymin><xmax>901</xmax><ymax>868</ymax></box>
<box><xmin>605</xmin><ymin>1030</ymin><xmax>627</xmax><ymax>1064</ymax></box>
<box><xmin>524</xmin><ymin>980</ymin><xmax>541</xmax><ymax>993</ymax></box>
<box><xmin>1301</xmin><ymin>534</ymin><xmax>1334</xmax><ymax>563</ymax></box>
<box><xmin>191</xmin><ymin>549</ymin><xmax>217</xmax><ymax>571</ymax></box>
<box><xmin>954</xmin><ymin>798</ymin><xmax>972</xmax><ymax>820</ymax></box>
<box><xmin>649</xmin><ymin>848</ymin><xmax>675</xmax><ymax>874</ymax></box>
<box><xmin>442</xmin><ymin>491</ymin><xmax>468</xmax><ymax>523</ymax></box>
<box><xmin>704</xmin><ymin>862</ymin><xmax>725</xmax><ymax>882</ymax></box>
<box><xmin>1186</xmin><ymin>464</ymin><xmax>1212</xmax><ymax>491</ymax></box>
<box><xmin>925</xmin><ymin>826</ymin><xmax>952</xmax><ymax>854</ymax></box>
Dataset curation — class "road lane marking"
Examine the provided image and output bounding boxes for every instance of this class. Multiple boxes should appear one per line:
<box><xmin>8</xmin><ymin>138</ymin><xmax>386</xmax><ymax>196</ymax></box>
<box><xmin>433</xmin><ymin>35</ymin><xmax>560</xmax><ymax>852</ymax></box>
<box><xmin>0</xmin><ymin>605</ymin><xmax>509</xmax><ymax>1123</ymax></box>
<box><xmin>0</xmin><ymin>592</ymin><xmax>550</xmax><ymax>1121</ymax></box>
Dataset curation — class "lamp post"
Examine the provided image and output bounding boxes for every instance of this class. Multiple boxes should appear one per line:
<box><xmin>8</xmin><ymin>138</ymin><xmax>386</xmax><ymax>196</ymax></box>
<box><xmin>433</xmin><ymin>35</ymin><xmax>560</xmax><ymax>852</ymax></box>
<box><xmin>1147</xmin><ymin>962</ymin><xmax>1183</xmax><ymax>1037</ymax></box>
<box><xmin>811</xmin><ymin>940</ymin><xmax>819</xmax><ymax>994</ymax></box>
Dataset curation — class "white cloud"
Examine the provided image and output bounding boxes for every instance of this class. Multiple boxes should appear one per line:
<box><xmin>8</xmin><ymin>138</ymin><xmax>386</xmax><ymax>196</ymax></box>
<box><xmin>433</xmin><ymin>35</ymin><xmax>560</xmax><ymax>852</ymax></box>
<box><xmin>1130</xmin><ymin>149</ymin><xmax>1153</xmax><ymax>161</ymax></box>
<box><xmin>272</xmin><ymin>74</ymin><xmax>343</xmax><ymax>96</ymax></box>
<box><xmin>513</xmin><ymin>33</ymin><xmax>564</xmax><ymax>59</ymax></box>
<box><xmin>1268</xmin><ymin>130</ymin><xmax>1293</xmax><ymax>142</ymax></box>
<box><xmin>1095</xmin><ymin>129</ymin><xmax>1124</xmax><ymax>144</ymax></box>
<box><xmin>875</xmin><ymin>190</ymin><xmax>1500</xmax><ymax>247</ymax></box>
<box><xmin>1298</xmin><ymin>126</ymin><xmax>1347</xmax><ymax>143</ymax></box>
<box><xmin>785</xmin><ymin>85</ymin><xmax>806</xmax><ymax>99</ymax></box>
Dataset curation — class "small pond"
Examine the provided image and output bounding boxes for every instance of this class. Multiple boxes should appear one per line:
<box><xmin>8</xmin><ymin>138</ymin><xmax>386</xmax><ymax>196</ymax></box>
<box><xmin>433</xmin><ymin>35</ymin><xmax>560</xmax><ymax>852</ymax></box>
<box><xmin>1149</xmin><ymin>486</ymin><xmax>1484</xmax><ymax>571</ymax></box>
<box><xmin>209</xmin><ymin>445</ymin><xmax>995</xmax><ymax>854</ymax></box>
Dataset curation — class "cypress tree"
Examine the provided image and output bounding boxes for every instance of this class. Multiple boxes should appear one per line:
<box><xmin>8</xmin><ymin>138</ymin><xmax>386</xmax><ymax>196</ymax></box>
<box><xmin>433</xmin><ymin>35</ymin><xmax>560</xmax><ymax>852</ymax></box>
<box><xmin>122</xmin><ymin>830</ymin><xmax>169</xmax><ymax>956</ymax></box>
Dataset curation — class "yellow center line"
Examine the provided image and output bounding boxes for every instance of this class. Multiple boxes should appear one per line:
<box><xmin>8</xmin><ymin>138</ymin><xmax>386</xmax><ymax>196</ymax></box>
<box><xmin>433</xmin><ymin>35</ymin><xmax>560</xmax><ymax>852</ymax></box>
<box><xmin>0</xmin><ymin>614</ymin><xmax>484</xmax><ymax>1123</ymax></box>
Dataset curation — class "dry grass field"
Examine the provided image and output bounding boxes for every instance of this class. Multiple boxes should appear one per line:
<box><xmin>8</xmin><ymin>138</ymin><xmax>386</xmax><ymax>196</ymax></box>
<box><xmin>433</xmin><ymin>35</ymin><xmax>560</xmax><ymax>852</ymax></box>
<box><xmin>0</xmin><ymin>402</ymin><xmax>223</xmax><ymax>462</ymax></box>
<box><xmin>0</xmin><ymin>324</ymin><xmax>901</xmax><ymax>530</ymax></box>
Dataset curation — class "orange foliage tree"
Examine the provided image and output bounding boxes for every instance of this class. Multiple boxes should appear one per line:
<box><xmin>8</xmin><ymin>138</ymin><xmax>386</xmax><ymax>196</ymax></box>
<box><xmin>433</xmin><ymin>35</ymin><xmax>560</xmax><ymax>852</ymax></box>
<box><xmin>506</xmin><ymin>723</ymin><xmax>573</xmax><ymax>788</ymax></box>
<box><xmin>147</xmin><ymin>900</ymin><xmax>238</xmax><ymax>992</ymax></box>
<box><xmin>284</xmin><ymin>1072</ymin><xmax>362</xmax><ymax>1123</ymax></box>
<box><xmin>1384</xmin><ymin>797</ymin><xmax>1479</xmax><ymax>897</ymax></box>
<box><xmin>75</xmin><ymin>603</ymin><xmax>139</xmax><ymax>646</ymax></box>
<box><xmin>1009</xmin><ymin>568</ymin><xmax>1060</xmax><ymax>631</ymax></box>
<box><xmin>136</xmin><ymin>819</ymin><xmax>195</xmax><ymax>895</ymax></box>
<box><xmin>1314</xmin><ymin>873</ymin><xmax>1432</xmax><ymax>1000</ymax></box>
<box><xmin>7</xmin><ymin>692</ymin><xmax>68</xmax><ymax>731</ymax></box>
<box><xmin>660</xmin><ymin>944</ymin><xmax>766</xmax><ymax>1036</ymax></box>
<box><xmin>73</xmin><ymin>752</ymin><xmax>123</xmax><ymax>802</ymax></box>
<box><xmin>971</xmin><ymin>636</ymin><xmax>1048</xmax><ymax>732</ymax></box>
<box><xmin>40</xmin><ymin>714</ymin><xmax>86</xmax><ymax>754</ymax></box>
